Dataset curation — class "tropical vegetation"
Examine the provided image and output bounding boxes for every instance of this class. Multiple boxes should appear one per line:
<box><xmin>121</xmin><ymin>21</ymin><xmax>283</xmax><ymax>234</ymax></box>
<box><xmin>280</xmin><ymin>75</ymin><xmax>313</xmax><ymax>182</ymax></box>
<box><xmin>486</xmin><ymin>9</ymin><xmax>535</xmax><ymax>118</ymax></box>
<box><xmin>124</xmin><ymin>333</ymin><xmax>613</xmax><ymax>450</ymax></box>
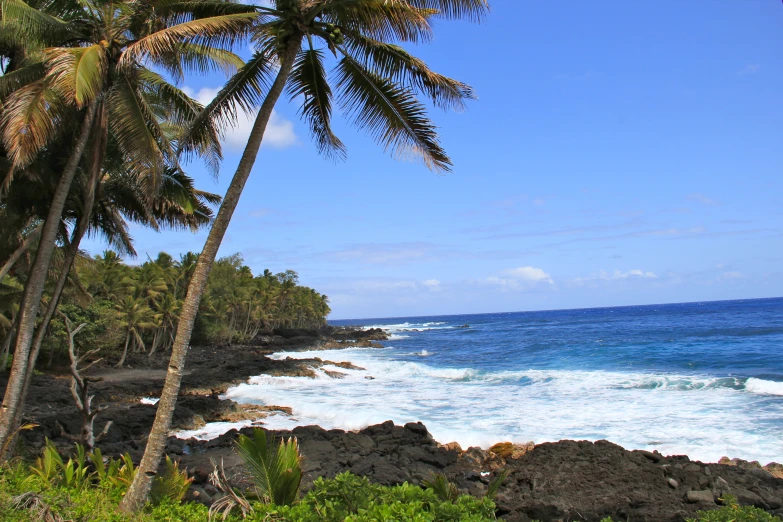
<box><xmin>0</xmin><ymin>0</ymin><xmax>255</xmax><ymax>457</ymax></box>
<box><xmin>123</xmin><ymin>0</ymin><xmax>490</xmax><ymax>509</ymax></box>
<box><xmin>0</xmin><ymin>0</ymin><xmax>490</xmax><ymax>512</ymax></box>
<box><xmin>0</xmin><ymin>250</ymin><xmax>329</xmax><ymax>371</ymax></box>
<box><xmin>0</xmin><ymin>432</ymin><xmax>503</xmax><ymax>521</ymax></box>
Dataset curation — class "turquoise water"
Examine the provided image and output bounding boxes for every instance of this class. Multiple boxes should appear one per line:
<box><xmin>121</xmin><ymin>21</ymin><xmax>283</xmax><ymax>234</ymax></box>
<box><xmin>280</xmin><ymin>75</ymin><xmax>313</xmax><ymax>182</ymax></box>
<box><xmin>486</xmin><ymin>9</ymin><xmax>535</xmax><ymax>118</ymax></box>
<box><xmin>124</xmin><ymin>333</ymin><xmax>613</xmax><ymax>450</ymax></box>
<box><xmin>198</xmin><ymin>298</ymin><xmax>783</xmax><ymax>463</ymax></box>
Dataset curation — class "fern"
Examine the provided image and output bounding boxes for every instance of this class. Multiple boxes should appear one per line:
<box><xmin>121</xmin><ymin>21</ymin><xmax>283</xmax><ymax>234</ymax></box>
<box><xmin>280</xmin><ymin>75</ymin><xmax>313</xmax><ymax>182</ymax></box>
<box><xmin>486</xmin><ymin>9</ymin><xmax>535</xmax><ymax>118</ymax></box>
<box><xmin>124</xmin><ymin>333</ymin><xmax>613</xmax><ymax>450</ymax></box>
<box><xmin>150</xmin><ymin>456</ymin><xmax>193</xmax><ymax>504</ymax></box>
<box><xmin>235</xmin><ymin>428</ymin><xmax>302</xmax><ymax>506</ymax></box>
<box><xmin>486</xmin><ymin>469</ymin><xmax>509</xmax><ymax>500</ymax></box>
<box><xmin>422</xmin><ymin>472</ymin><xmax>460</xmax><ymax>502</ymax></box>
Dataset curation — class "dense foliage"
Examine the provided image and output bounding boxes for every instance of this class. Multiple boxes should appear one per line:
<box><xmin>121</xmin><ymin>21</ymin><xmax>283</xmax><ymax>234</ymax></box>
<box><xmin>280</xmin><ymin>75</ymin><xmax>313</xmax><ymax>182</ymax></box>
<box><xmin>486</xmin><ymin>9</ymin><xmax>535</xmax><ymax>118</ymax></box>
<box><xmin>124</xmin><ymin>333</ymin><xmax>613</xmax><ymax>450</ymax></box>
<box><xmin>3</xmin><ymin>249</ymin><xmax>330</xmax><ymax>367</ymax></box>
<box><xmin>0</xmin><ymin>463</ymin><xmax>500</xmax><ymax>521</ymax></box>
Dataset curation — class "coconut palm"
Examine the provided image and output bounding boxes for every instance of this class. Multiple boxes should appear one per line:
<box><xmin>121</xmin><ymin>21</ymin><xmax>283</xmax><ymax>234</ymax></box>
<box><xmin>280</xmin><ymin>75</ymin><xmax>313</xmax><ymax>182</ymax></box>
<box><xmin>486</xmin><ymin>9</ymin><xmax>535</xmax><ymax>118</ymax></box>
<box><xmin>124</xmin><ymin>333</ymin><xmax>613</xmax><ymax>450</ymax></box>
<box><xmin>115</xmin><ymin>296</ymin><xmax>155</xmax><ymax>367</ymax></box>
<box><xmin>7</xmin><ymin>163</ymin><xmax>224</xmax><ymax>448</ymax></box>
<box><xmin>150</xmin><ymin>293</ymin><xmax>181</xmax><ymax>355</ymax></box>
<box><xmin>0</xmin><ymin>0</ymin><xmax>256</xmax><ymax>456</ymax></box>
<box><xmin>120</xmin><ymin>0</ymin><xmax>489</xmax><ymax>510</ymax></box>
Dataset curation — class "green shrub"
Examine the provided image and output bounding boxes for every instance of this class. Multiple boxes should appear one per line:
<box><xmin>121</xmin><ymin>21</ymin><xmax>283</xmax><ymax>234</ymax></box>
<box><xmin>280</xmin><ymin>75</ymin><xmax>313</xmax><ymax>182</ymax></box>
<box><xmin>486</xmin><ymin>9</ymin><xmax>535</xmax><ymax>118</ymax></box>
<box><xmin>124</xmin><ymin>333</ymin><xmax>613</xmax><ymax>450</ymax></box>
<box><xmin>247</xmin><ymin>472</ymin><xmax>498</xmax><ymax>522</ymax></box>
<box><xmin>687</xmin><ymin>496</ymin><xmax>782</xmax><ymax>522</ymax></box>
<box><xmin>2</xmin><ymin>455</ymin><xmax>500</xmax><ymax>521</ymax></box>
<box><xmin>235</xmin><ymin>428</ymin><xmax>302</xmax><ymax>506</ymax></box>
<box><xmin>151</xmin><ymin>456</ymin><xmax>193</xmax><ymax>504</ymax></box>
<box><xmin>27</xmin><ymin>440</ymin><xmax>91</xmax><ymax>490</ymax></box>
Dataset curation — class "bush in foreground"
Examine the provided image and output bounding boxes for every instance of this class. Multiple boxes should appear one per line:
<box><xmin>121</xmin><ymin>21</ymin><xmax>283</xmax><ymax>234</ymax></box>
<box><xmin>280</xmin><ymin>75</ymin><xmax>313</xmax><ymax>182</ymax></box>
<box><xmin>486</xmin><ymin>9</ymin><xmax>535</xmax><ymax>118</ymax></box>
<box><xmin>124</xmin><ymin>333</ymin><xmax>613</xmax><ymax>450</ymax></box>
<box><xmin>0</xmin><ymin>462</ymin><xmax>500</xmax><ymax>521</ymax></box>
<box><xmin>594</xmin><ymin>498</ymin><xmax>782</xmax><ymax>522</ymax></box>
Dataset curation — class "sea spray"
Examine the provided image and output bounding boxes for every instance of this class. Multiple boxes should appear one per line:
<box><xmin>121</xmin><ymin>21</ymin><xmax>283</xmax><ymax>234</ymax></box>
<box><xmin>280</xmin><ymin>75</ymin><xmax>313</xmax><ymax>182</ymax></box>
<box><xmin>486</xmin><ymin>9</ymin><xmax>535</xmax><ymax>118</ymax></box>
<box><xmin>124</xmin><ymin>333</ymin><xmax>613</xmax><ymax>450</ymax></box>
<box><xmin>176</xmin><ymin>299</ymin><xmax>783</xmax><ymax>464</ymax></box>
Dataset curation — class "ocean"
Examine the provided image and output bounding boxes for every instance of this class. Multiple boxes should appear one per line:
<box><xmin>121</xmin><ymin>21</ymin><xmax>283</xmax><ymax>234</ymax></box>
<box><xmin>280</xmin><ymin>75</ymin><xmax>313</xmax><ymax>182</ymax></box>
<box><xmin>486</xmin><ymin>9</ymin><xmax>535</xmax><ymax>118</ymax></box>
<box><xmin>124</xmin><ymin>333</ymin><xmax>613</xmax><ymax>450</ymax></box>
<box><xmin>181</xmin><ymin>297</ymin><xmax>783</xmax><ymax>464</ymax></box>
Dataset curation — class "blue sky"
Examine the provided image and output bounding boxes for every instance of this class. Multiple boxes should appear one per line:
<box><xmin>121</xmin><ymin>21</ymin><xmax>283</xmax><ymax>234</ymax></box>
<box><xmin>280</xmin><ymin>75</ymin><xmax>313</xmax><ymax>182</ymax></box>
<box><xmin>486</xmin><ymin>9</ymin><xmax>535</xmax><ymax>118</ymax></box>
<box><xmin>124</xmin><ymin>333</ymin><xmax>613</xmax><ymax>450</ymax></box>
<box><xmin>83</xmin><ymin>1</ymin><xmax>783</xmax><ymax>319</ymax></box>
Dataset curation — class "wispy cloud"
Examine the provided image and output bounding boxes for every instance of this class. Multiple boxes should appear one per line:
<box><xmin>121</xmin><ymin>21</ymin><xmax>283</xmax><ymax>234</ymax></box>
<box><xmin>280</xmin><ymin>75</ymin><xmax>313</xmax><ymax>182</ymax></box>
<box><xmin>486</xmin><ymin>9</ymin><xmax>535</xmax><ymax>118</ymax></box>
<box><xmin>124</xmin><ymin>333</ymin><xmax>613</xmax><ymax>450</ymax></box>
<box><xmin>482</xmin><ymin>266</ymin><xmax>555</xmax><ymax>291</ymax></box>
<box><xmin>738</xmin><ymin>64</ymin><xmax>761</xmax><ymax>76</ymax></box>
<box><xmin>318</xmin><ymin>242</ymin><xmax>539</xmax><ymax>266</ymax></box>
<box><xmin>422</xmin><ymin>279</ymin><xmax>441</xmax><ymax>291</ymax></box>
<box><xmin>183</xmin><ymin>86</ymin><xmax>297</xmax><ymax>150</ymax></box>
<box><xmin>321</xmin><ymin>243</ymin><xmax>433</xmax><ymax>265</ymax></box>
<box><xmin>687</xmin><ymin>193</ymin><xmax>721</xmax><ymax>206</ymax></box>
<box><xmin>571</xmin><ymin>269</ymin><xmax>658</xmax><ymax>286</ymax></box>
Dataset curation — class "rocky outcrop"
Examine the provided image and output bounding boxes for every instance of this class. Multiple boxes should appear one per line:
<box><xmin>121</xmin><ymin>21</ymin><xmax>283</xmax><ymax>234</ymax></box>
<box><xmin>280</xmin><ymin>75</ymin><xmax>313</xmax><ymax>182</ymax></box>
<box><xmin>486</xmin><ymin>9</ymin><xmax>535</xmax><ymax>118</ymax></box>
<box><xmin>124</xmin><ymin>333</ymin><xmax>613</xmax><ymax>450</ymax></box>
<box><xmin>168</xmin><ymin>424</ymin><xmax>783</xmax><ymax>522</ymax></box>
<box><xmin>719</xmin><ymin>456</ymin><xmax>783</xmax><ymax>480</ymax></box>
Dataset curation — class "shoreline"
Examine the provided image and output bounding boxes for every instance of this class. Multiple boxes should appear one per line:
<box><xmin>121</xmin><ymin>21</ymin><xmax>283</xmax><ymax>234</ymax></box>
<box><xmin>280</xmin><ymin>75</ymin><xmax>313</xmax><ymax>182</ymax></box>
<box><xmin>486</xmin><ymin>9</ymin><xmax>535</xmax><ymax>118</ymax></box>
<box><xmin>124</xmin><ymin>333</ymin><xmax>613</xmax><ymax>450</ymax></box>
<box><xmin>4</xmin><ymin>326</ymin><xmax>783</xmax><ymax>521</ymax></box>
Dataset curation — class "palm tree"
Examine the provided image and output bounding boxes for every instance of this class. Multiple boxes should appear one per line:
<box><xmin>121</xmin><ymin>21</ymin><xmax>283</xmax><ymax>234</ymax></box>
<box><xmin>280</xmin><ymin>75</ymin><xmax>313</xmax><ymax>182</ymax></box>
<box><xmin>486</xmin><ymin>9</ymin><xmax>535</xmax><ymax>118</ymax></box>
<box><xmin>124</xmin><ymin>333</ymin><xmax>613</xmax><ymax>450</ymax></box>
<box><xmin>115</xmin><ymin>296</ymin><xmax>155</xmax><ymax>367</ymax></box>
<box><xmin>150</xmin><ymin>293</ymin><xmax>181</xmax><ymax>355</ymax></box>
<box><xmin>0</xmin><ymin>0</ymin><xmax>255</xmax><ymax>456</ymax></box>
<box><xmin>120</xmin><ymin>0</ymin><xmax>489</xmax><ymax>510</ymax></box>
<box><xmin>7</xmin><ymin>165</ymin><xmax>224</xmax><ymax>445</ymax></box>
<box><xmin>0</xmin><ymin>0</ymin><xmax>255</xmax><ymax>452</ymax></box>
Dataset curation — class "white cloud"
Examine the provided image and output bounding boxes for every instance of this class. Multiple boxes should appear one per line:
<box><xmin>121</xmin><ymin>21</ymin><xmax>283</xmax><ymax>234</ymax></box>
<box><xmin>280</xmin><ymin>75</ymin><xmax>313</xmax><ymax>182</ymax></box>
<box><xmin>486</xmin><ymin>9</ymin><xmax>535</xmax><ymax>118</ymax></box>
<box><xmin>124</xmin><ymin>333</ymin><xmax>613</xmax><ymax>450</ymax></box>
<box><xmin>686</xmin><ymin>193</ymin><xmax>720</xmax><ymax>206</ymax></box>
<box><xmin>738</xmin><ymin>64</ymin><xmax>760</xmax><ymax>76</ymax></box>
<box><xmin>721</xmin><ymin>271</ymin><xmax>746</xmax><ymax>280</ymax></box>
<box><xmin>323</xmin><ymin>243</ymin><xmax>433</xmax><ymax>265</ymax></box>
<box><xmin>182</xmin><ymin>86</ymin><xmax>297</xmax><ymax>150</ymax></box>
<box><xmin>483</xmin><ymin>266</ymin><xmax>554</xmax><ymax>290</ymax></box>
<box><xmin>505</xmin><ymin>266</ymin><xmax>554</xmax><ymax>283</ymax></box>
<box><xmin>422</xmin><ymin>279</ymin><xmax>441</xmax><ymax>291</ymax></box>
<box><xmin>571</xmin><ymin>269</ymin><xmax>658</xmax><ymax>285</ymax></box>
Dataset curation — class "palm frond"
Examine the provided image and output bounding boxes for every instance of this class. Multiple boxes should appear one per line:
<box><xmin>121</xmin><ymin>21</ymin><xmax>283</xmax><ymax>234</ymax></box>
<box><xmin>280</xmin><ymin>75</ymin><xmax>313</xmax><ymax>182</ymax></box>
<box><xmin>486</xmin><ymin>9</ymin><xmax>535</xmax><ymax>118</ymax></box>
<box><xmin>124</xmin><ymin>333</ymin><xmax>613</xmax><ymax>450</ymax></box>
<box><xmin>178</xmin><ymin>48</ymin><xmax>275</xmax><ymax>155</ymax></box>
<box><xmin>235</xmin><ymin>429</ymin><xmax>302</xmax><ymax>506</ymax></box>
<box><xmin>120</xmin><ymin>12</ymin><xmax>258</xmax><ymax>68</ymax></box>
<box><xmin>344</xmin><ymin>33</ymin><xmax>474</xmax><ymax>111</ymax></box>
<box><xmin>138</xmin><ymin>68</ymin><xmax>223</xmax><ymax>173</ymax></box>
<box><xmin>334</xmin><ymin>53</ymin><xmax>451</xmax><ymax>172</ymax></box>
<box><xmin>144</xmin><ymin>0</ymin><xmax>258</xmax><ymax>26</ymax></box>
<box><xmin>287</xmin><ymin>45</ymin><xmax>345</xmax><ymax>160</ymax></box>
<box><xmin>320</xmin><ymin>0</ymin><xmax>435</xmax><ymax>44</ymax></box>
<box><xmin>0</xmin><ymin>78</ymin><xmax>66</xmax><ymax>167</ymax></box>
<box><xmin>107</xmin><ymin>76</ymin><xmax>170</xmax><ymax>191</ymax></box>
<box><xmin>45</xmin><ymin>44</ymin><xmax>108</xmax><ymax>107</ymax></box>
<box><xmin>174</xmin><ymin>42</ymin><xmax>244</xmax><ymax>77</ymax></box>
<box><xmin>0</xmin><ymin>0</ymin><xmax>73</xmax><ymax>42</ymax></box>
<box><xmin>407</xmin><ymin>0</ymin><xmax>489</xmax><ymax>21</ymax></box>
<box><xmin>0</xmin><ymin>62</ymin><xmax>46</xmax><ymax>98</ymax></box>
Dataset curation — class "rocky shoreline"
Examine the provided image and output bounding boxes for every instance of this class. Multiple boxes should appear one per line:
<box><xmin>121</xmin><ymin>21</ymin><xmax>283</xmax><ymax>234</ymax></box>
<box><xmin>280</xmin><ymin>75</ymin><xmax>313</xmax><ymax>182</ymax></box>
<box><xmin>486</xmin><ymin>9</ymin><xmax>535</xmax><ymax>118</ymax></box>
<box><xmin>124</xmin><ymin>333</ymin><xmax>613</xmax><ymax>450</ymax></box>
<box><xmin>4</xmin><ymin>326</ymin><xmax>783</xmax><ymax>521</ymax></box>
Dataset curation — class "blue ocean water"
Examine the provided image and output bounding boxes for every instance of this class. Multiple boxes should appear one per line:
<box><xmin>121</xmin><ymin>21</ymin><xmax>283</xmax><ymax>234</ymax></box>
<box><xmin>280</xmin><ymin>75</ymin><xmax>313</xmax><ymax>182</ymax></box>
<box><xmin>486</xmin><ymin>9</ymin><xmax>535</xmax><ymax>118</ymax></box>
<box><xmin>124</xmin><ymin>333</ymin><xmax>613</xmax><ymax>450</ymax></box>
<box><xmin>186</xmin><ymin>298</ymin><xmax>783</xmax><ymax>463</ymax></box>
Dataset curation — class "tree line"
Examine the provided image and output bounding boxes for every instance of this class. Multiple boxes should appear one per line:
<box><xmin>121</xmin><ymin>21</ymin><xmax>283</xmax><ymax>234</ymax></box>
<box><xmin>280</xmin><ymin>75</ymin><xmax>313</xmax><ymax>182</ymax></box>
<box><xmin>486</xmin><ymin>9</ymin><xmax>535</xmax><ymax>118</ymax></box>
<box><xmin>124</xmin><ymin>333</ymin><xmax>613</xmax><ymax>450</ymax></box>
<box><xmin>0</xmin><ymin>250</ymin><xmax>330</xmax><ymax>371</ymax></box>
<box><xmin>0</xmin><ymin>0</ymin><xmax>488</xmax><ymax>512</ymax></box>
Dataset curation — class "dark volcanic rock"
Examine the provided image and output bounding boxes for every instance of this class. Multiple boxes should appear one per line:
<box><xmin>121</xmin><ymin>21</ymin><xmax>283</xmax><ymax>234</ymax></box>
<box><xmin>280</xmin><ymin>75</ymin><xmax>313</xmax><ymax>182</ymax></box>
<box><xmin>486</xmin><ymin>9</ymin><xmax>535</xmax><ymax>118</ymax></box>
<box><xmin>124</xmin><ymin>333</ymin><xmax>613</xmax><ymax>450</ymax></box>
<box><xmin>5</xmin><ymin>327</ymin><xmax>783</xmax><ymax>522</ymax></box>
<box><xmin>481</xmin><ymin>440</ymin><xmax>783</xmax><ymax>522</ymax></box>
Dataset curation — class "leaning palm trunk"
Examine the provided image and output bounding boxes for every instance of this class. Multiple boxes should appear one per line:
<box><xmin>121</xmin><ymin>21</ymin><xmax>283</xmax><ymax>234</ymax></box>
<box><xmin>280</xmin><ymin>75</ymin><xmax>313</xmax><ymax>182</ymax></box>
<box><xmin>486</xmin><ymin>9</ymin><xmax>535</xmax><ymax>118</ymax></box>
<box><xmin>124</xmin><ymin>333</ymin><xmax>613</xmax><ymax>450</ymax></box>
<box><xmin>0</xmin><ymin>101</ymin><xmax>99</xmax><ymax>460</ymax></box>
<box><xmin>11</xmin><ymin>166</ymin><xmax>105</xmax><ymax>441</ymax></box>
<box><xmin>1</xmin><ymin>326</ymin><xmax>16</xmax><ymax>373</ymax></box>
<box><xmin>118</xmin><ymin>36</ymin><xmax>303</xmax><ymax>513</ymax></box>
<box><xmin>6</xmin><ymin>105</ymin><xmax>109</xmax><ymax>452</ymax></box>
<box><xmin>0</xmin><ymin>224</ymin><xmax>42</xmax><ymax>284</ymax></box>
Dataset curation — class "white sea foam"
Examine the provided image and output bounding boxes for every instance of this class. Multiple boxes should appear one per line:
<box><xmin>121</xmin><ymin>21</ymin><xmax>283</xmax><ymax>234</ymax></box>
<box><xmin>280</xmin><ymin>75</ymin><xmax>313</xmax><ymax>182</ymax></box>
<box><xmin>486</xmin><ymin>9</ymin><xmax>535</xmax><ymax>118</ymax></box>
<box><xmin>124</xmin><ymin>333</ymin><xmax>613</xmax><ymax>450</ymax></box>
<box><xmin>388</xmin><ymin>334</ymin><xmax>411</xmax><ymax>340</ymax></box>
<box><xmin>176</xmin><ymin>420</ymin><xmax>254</xmax><ymax>440</ymax></box>
<box><xmin>363</xmin><ymin>322</ymin><xmax>454</xmax><ymax>333</ymax></box>
<box><xmin>183</xmin><ymin>347</ymin><xmax>783</xmax><ymax>463</ymax></box>
<box><xmin>745</xmin><ymin>378</ymin><xmax>783</xmax><ymax>396</ymax></box>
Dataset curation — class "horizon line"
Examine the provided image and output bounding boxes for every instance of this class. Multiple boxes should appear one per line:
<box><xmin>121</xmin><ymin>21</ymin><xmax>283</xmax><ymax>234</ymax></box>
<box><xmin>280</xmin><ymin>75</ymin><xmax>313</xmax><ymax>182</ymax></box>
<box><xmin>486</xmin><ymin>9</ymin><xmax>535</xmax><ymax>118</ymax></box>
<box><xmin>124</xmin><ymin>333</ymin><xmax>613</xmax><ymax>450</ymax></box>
<box><xmin>327</xmin><ymin>295</ymin><xmax>782</xmax><ymax>323</ymax></box>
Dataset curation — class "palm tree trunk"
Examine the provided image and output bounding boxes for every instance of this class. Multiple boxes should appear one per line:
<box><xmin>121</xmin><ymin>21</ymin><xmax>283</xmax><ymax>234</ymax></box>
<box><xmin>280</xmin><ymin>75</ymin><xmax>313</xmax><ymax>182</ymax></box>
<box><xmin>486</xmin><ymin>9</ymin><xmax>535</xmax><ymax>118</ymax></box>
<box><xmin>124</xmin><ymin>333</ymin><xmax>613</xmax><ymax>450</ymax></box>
<box><xmin>227</xmin><ymin>309</ymin><xmax>235</xmax><ymax>346</ymax></box>
<box><xmin>0</xmin><ymin>326</ymin><xmax>16</xmax><ymax>373</ymax></box>
<box><xmin>118</xmin><ymin>36</ymin><xmax>303</xmax><ymax>513</ymax></box>
<box><xmin>0</xmin><ymin>224</ymin><xmax>42</xmax><ymax>284</ymax></box>
<box><xmin>0</xmin><ymin>101</ymin><xmax>99</xmax><ymax>460</ymax></box>
<box><xmin>8</xmin><ymin>104</ymin><xmax>109</xmax><ymax>446</ymax></box>
<box><xmin>117</xmin><ymin>332</ymin><xmax>131</xmax><ymax>368</ymax></box>
<box><xmin>149</xmin><ymin>330</ymin><xmax>160</xmax><ymax>356</ymax></box>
